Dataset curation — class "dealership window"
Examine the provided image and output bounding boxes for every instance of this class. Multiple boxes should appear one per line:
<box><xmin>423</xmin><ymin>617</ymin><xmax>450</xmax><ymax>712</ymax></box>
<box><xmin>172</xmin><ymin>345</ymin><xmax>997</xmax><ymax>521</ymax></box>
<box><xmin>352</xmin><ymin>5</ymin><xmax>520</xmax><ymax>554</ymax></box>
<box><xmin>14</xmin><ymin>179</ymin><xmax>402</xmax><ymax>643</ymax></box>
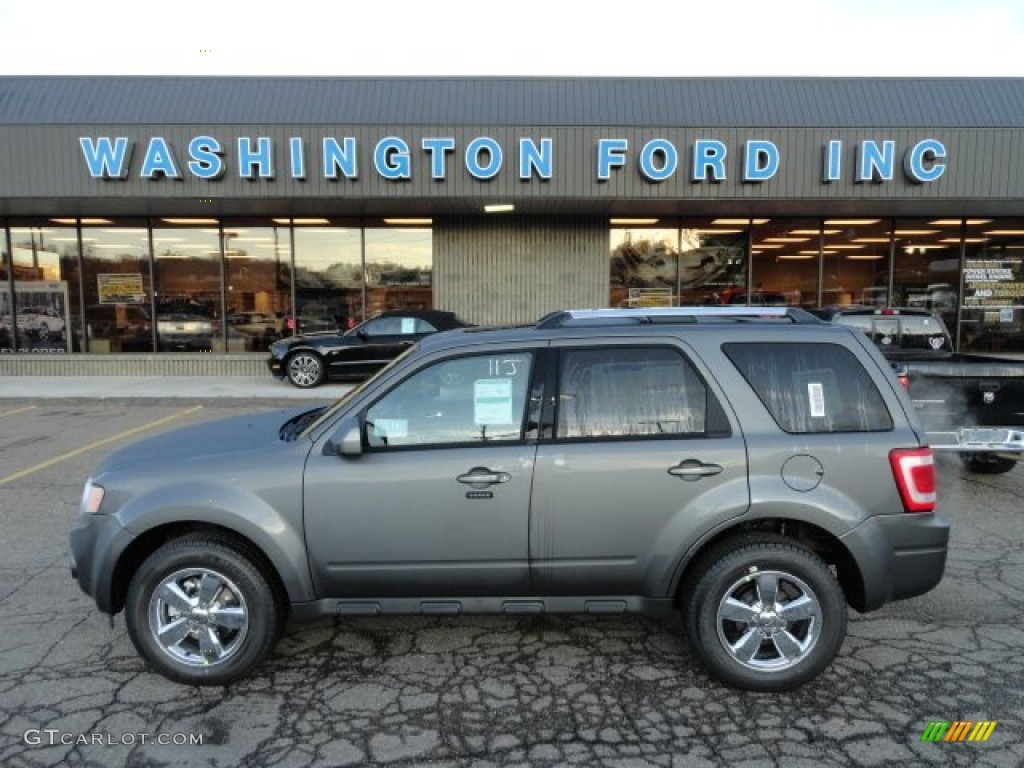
<box><xmin>151</xmin><ymin>223</ymin><xmax>222</xmax><ymax>353</ymax></box>
<box><xmin>821</xmin><ymin>219</ymin><xmax>891</xmax><ymax>308</ymax></box>
<box><xmin>679</xmin><ymin>219</ymin><xmax>748</xmax><ymax>305</ymax></box>
<box><xmin>5</xmin><ymin>221</ymin><xmax>79</xmax><ymax>353</ymax></box>
<box><xmin>749</xmin><ymin>219</ymin><xmax>820</xmax><ymax>306</ymax></box>
<box><xmin>891</xmin><ymin>217</ymin><xmax>962</xmax><ymax>335</ymax></box>
<box><xmin>80</xmin><ymin>221</ymin><xmax>153</xmax><ymax>353</ymax></box>
<box><xmin>364</xmin><ymin>225</ymin><xmax>433</xmax><ymax>317</ymax></box>
<box><xmin>959</xmin><ymin>217</ymin><xmax>1024</xmax><ymax>353</ymax></box>
<box><xmin>292</xmin><ymin>224</ymin><xmax>361</xmax><ymax>334</ymax></box>
<box><xmin>222</xmin><ymin>221</ymin><xmax>292</xmax><ymax>352</ymax></box>
<box><xmin>609</xmin><ymin>226</ymin><xmax>680</xmax><ymax>307</ymax></box>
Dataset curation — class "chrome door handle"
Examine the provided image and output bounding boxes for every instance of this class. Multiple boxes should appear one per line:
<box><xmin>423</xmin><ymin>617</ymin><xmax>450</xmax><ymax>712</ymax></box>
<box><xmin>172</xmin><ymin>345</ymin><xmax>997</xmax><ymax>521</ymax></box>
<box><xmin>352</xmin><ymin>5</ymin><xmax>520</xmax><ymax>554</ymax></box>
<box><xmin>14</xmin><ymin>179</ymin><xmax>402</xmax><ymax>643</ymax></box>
<box><xmin>668</xmin><ymin>459</ymin><xmax>724</xmax><ymax>481</ymax></box>
<box><xmin>457</xmin><ymin>468</ymin><xmax>511</xmax><ymax>486</ymax></box>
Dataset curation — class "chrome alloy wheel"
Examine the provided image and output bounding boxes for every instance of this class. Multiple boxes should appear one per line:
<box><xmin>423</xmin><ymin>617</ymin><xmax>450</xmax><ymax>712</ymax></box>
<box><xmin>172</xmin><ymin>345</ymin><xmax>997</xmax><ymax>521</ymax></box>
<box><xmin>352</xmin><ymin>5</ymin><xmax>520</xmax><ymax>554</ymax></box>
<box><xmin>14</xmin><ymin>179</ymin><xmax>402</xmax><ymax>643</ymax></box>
<box><xmin>287</xmin><ymin>353</ymin><xmax>323</xmax><ymax>387</ymax></box>
<box><xmin>715</xmin><ymin>569</ymin><xmax>822</xmax><ymax>671</ymax></box>
<box><xmin>148</xmin><ymin>568</ymin><xmax>249</xmax><ymax>668</ymax></box>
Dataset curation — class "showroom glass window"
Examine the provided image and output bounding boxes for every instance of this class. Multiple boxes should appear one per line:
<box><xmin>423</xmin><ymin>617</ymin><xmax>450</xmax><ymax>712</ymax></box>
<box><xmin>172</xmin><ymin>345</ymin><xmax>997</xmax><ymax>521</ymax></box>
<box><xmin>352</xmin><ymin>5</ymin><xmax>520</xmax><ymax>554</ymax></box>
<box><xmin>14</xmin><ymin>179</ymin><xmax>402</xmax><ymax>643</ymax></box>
<box><xmin>821</xmin><ymin>219</ymin><xmax>892</xmax><ymax>307</ymax></box>
<box><xmin>891</xmin><ymin>217</ymin><xmax>962</xmax><ymax>336</ymax></box>
<box><xmin>364</xmin><ymin>223</ymin><xmax>433</xmax><ymax>317</ymax></box>
<box><xmin>80</xmin><ymin>220</ymin><xmax>153</xmax><ymax>353</ymax></box>
<box><xmin>222</xmin><ymin>220</ymin><xmax>292</xmax><ymax>352</ymax></box>
<box><xmin>679</xmin><ymin>218</ymin><xmax>749</xmax><ymax>305</ymax></box>
<box><xmin>959</xmin><ymin>217</ymin><xmax>1024</xmax><ymax>353</ymax></box>
<box><xmin>292</xmin><ymin>223</ymin><xmax>362</xmax><ymax>334</ymax></box>
<box><xmin>749</xmin><ymin>219</ymin><xmax>821</xmax><ymax>306</ymax></box>
<box><xmin>151</xmin><ymin>222</ymin><xmax>222</xmax><ymax>353</ymax></box>
<box><xmin>609</xmin><ymin>225</ymin><xmax>679</xmax><ymax>307</ymax></box>
<box><xmin>7</xmin><ymin>221</ymin><xmax>79</xmax><ymax>353</ymax></box>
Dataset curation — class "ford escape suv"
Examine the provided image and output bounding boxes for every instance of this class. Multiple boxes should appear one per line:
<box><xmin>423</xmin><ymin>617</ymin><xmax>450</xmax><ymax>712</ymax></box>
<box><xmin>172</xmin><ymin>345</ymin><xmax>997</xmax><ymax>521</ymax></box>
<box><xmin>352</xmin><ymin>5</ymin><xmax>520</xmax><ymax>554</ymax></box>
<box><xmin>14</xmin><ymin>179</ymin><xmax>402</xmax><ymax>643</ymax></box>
<box><xmin>69</xmin><ymin>307</ymin><xmax>949</xmax><ymax>691</ymax></box>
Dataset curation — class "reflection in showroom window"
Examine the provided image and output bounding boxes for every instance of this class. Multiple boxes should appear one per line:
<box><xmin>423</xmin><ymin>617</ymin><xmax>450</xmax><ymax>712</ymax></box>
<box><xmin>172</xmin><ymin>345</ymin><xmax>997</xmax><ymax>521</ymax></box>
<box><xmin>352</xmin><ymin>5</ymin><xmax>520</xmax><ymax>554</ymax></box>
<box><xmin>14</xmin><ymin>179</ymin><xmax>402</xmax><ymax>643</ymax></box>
<box><xmin>366</xmin><ymin>353</ymin><xmax>534</xmax><ymax>448</ymax></box>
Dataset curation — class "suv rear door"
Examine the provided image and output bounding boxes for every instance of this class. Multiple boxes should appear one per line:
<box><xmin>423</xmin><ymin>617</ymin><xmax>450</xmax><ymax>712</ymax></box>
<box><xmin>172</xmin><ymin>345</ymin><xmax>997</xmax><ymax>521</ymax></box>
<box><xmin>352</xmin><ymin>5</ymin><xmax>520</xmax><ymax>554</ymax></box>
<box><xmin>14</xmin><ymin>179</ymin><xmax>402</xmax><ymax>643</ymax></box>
<box><xmin>529</xmin><ymin>339</ymin><xmax>749</xmax><ymax>597</ymax></box>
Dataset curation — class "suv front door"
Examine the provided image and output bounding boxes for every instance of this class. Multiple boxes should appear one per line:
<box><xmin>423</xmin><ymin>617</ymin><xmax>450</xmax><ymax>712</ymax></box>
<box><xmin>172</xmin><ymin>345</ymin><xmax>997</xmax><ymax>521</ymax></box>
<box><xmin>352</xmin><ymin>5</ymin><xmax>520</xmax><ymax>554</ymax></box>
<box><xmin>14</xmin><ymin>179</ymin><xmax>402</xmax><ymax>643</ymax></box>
<box><xmin>530</xmin><ymin>341</ymin><xmax>749</xmax><ymax>597</ymax></box>
<box><xmin>304</xmin><ymin>349</ymin><xmax>540</xmax><ymax>598</ymax></box>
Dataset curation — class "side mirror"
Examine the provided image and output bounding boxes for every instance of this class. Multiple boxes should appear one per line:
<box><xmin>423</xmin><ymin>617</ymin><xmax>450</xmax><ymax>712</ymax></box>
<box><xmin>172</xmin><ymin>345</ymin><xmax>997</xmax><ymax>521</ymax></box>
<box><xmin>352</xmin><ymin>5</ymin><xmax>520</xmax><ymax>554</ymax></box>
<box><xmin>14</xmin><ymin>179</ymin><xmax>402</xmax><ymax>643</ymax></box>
<box><xmin>325</xmin><ymin>417</ymin><xmax>363</xmax><ymax>457</ymax></box>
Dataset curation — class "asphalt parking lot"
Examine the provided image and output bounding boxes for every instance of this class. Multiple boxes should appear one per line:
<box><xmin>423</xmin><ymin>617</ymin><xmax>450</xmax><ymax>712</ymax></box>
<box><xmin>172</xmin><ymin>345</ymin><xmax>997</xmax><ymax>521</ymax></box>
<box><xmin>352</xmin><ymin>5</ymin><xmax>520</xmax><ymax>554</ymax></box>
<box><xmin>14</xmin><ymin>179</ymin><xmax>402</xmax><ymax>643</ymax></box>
<box><xmin>0</xmin><ymin>396</ymin><xmax>1022</xmax><ymax>767</ymax></box>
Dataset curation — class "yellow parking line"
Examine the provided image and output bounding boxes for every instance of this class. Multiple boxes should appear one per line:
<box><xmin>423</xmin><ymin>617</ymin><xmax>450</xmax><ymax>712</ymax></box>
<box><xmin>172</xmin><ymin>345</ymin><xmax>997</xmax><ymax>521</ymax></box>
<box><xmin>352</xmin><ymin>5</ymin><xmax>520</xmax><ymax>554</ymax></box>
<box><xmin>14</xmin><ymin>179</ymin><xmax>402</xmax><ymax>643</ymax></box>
<box><xmin>0</xmin><ymin>405</ymin><xmax>204</xmax><ymax>487</ymax></box>
<box><xmin>0</xmin><ymin>405</ymin><xmax>38</xmax><ymax>418</ymax></box>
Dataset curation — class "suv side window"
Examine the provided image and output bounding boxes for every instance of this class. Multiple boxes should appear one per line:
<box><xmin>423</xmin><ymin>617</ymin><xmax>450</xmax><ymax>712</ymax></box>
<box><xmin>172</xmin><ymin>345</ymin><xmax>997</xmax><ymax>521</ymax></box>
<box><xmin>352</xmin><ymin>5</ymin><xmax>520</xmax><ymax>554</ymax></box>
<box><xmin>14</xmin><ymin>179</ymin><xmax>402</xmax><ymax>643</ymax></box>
<box><xmin>556</xmin><ymin>346</ymin><xmax>722</xmax><ymax>438</ymax></box>
<box><xmin>366</xmin><ymin>352</ymin><xmax>534</xmax><ymax>448</ymax></box>
<box><xmin>723</xmin><ymin>342</ymin><xmax>893</xmax><ymax>433</ymax></box>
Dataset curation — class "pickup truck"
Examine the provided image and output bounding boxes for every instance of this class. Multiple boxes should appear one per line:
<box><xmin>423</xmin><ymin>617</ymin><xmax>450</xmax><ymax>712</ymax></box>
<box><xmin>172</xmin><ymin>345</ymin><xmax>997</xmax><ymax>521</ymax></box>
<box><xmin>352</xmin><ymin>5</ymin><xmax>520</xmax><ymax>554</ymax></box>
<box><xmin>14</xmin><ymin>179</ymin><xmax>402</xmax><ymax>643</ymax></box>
<box><xmin>812</xmin><ymin>306</ymin><xmax>1024</xmax><ymax>474</ymax></box>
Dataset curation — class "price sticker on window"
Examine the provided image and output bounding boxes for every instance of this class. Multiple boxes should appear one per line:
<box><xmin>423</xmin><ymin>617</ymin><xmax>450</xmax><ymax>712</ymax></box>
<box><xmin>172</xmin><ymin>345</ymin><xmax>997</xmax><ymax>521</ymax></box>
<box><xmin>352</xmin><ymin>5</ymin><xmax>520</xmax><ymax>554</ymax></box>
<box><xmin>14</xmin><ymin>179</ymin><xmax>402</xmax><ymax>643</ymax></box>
<box><xmin>807</xmin><ymin>382</ymin><xmax>826</xmax><ymax>419</ymax></box>
<box><xmin>474</xmin><ymin>379</ymin><xmax>513</xmax><ymax>424</ymax></box>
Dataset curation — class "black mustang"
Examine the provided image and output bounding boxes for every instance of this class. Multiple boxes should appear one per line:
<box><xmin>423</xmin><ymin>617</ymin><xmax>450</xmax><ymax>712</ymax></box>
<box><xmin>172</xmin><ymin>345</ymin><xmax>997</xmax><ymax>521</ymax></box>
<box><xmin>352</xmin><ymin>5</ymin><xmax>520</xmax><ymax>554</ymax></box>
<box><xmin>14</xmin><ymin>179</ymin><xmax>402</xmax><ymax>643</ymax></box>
<box><xmin>267</xmin><ymin>308</ymin><xmax>467</xmax><ymax>388</ymax></box>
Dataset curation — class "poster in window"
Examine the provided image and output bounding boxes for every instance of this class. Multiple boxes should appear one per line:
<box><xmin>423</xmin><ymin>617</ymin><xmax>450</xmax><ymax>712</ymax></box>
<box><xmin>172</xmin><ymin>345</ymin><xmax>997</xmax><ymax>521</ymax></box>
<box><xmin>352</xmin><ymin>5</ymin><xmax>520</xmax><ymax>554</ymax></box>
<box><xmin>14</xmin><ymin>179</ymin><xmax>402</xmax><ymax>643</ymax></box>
<box><xmin>0</xmin><ymin>281</ymin><xmax>71</xmax><ymax>354</ymax></box>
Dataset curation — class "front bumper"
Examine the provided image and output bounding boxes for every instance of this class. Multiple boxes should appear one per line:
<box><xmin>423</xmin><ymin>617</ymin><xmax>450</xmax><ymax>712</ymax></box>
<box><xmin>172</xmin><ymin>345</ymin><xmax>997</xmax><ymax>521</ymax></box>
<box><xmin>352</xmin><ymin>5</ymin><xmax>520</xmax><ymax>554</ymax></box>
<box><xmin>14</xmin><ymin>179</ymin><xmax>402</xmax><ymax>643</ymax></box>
<box><xmin>926</xmin><ymin>427</ymin><xmax>1024</xmax><ymax>460</ymax></box>
<box><xmin>68</xmin><ymin>512</ymin><xmax>137</xmax><ymax>614</ymax></box>
<box><xmin>840</xmin><ymin>511</ymin><xmax>950</xmax><ymax>612</ymax></box>
<box><xmin>267</xmin><ymin>356</ymin><xmax>285</xmax><ymax>378</ymax></box>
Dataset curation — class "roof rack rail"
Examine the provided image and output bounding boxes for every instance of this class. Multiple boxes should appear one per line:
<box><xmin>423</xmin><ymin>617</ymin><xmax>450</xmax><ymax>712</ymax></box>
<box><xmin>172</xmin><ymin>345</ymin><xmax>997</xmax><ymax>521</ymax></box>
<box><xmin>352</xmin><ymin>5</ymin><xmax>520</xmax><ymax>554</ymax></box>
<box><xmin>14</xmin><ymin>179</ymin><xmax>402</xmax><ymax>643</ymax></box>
<box><xmin>535</xmin><ymin>307</ymin><xmax>822</xmax><ymax>329</ymax></box>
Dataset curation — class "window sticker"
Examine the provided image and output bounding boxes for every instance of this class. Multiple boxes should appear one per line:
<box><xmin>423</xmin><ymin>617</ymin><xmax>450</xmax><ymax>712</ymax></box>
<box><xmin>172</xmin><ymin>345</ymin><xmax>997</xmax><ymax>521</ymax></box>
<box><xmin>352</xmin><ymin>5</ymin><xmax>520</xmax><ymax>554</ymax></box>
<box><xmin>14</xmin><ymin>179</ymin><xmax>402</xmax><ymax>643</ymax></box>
<box><xmin>474</xmin><ymin>378</ymin><xmax>513</xmax><ymax>424</ymax></box>
<box><xmin>807</xmin><ymin>382</ymin><xmax>826</xmax><ymax>419</ymax></box>
<box><xmin>401</xmin><ymin>318</ymin><xmax>417</xmax><ymax>334</ymax></box>
<box><xmin>372</xmin><ymin>418</ymin><xmax>408</xmax><ymax>438</ymax></box>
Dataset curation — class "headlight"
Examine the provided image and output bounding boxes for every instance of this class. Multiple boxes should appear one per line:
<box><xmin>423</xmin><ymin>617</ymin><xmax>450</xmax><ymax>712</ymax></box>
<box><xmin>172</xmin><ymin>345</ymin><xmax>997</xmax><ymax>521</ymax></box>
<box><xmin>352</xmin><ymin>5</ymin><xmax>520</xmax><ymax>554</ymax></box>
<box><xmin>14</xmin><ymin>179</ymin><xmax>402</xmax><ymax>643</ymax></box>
<box><xmin>81</xmin><ymin>479</ymin><xmax>106</xmax><ymax>514</ymax></box>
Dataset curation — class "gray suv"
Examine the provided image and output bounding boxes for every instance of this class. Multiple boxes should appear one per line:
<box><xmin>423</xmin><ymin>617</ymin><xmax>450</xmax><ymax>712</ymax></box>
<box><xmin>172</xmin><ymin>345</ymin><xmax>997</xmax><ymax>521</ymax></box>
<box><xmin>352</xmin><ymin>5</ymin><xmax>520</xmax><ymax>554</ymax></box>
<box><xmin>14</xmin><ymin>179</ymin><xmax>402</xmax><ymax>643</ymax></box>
<box><xmin>69</xmin><ymin>307</ymin><xmax>949</xmax><ymax>691</ymax></box>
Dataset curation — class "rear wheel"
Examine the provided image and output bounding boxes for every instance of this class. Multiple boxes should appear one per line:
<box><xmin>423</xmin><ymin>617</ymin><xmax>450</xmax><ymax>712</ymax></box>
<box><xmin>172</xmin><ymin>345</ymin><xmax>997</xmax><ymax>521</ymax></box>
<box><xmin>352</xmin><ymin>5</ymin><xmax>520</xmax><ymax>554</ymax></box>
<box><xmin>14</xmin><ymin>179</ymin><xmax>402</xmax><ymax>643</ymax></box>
<box><xmin>684</xmin><ymin>534</ymin><xmax>847</xmax><ymax>692</ymax></box>
<box><xmin>287</xmin><ymin>351</ymin><xmax>325</xmax><ymax>388</ymax></box>
<box><xmin>960</xmin><ymin>453</ymin><xmax>1016</xmax><ymax>474</ymax></box>
<box><xmin>125</xmin><ymin>535</ymin><xmax>285</xmax><ymax>686</ymax></box>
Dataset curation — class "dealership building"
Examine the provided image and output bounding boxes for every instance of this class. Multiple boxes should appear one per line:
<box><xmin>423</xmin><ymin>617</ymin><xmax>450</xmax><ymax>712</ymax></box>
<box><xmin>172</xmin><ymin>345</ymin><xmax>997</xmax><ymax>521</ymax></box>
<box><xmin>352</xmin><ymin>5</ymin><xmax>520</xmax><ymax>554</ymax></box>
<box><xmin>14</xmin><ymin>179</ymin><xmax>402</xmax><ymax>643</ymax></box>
<box><xmin>1</xmin><ymin>76</ymin><xmax>1023</xmax><ymax>369</ymax></box>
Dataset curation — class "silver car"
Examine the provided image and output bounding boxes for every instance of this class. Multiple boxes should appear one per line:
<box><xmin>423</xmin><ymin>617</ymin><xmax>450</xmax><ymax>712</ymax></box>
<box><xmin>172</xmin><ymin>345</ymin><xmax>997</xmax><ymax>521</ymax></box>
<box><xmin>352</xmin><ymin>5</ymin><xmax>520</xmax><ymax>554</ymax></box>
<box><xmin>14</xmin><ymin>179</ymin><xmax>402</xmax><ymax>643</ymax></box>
<box><xmin>69</xmin><ymin>307</ymin><xmax>949</xmax><ymax>691</ymax></box>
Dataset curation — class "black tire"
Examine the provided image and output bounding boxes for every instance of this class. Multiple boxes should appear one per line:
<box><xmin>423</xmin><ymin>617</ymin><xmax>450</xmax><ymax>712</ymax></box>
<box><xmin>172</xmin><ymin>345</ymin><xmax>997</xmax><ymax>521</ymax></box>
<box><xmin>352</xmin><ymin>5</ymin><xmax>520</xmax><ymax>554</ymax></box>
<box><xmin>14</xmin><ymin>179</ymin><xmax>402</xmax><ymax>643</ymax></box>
<box><xmin>960</xmin><ymin>453</ymin><xmax>1016</xmax><ymax>475</ymax></box>
<box><xmin>684</xmin><ymin>534</ymin><xmax>847</xmax><ymax>692</ymax></box>
<box><xmin>124</xmin><ymin>535</ymin><xmax>285</xmax><ymax>686</ymax></box>
<box><xmin>286</xmin><ymin>351</ymin><xmax>326</xmax><ymax>388</ymax></box>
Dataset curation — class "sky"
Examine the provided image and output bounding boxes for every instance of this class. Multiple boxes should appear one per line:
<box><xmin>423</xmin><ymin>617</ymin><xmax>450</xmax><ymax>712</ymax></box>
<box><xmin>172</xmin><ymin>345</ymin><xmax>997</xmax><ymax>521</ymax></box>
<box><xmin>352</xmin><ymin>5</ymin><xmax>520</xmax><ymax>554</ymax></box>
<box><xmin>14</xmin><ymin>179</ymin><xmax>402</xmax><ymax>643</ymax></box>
<box><xmin>0</xmin><ymin>0</ymin><xmax>1023</xmax><ymax>77</ymax></box>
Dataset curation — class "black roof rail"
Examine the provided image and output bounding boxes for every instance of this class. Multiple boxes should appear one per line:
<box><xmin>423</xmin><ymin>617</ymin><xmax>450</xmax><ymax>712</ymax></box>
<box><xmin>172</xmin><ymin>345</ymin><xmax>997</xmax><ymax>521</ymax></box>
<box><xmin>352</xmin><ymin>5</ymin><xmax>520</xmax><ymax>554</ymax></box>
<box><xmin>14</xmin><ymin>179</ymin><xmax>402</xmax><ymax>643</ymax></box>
<box><xmin>535</xmin><ymin>307</ymin><xmax>822</xmax><ymax>329</ymax></box>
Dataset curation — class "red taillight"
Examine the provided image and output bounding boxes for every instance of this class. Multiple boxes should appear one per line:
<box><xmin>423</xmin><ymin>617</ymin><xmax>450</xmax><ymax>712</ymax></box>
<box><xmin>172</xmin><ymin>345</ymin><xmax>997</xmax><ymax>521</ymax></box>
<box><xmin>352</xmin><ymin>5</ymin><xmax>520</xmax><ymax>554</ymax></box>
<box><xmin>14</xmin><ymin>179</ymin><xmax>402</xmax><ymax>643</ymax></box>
<box><xmin>897</xmin><ymin>373</ymin><xmax>910</xmax><ymax>391</ymax></box>
<box><xmin>889</xmin><ymin>448</ymin><xmax>936</xmax><ymax>513</ymax></box>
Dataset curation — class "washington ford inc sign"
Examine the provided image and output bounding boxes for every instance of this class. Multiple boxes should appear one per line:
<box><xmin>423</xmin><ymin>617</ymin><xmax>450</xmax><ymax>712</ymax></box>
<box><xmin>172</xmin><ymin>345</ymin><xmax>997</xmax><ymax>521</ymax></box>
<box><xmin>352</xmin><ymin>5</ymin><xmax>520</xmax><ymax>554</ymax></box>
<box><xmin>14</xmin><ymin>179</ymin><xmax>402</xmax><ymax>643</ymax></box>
<box><xmin>78</xmin><ymin>135</ymin><xmax>948</xmax><ymax>185</ymax></box>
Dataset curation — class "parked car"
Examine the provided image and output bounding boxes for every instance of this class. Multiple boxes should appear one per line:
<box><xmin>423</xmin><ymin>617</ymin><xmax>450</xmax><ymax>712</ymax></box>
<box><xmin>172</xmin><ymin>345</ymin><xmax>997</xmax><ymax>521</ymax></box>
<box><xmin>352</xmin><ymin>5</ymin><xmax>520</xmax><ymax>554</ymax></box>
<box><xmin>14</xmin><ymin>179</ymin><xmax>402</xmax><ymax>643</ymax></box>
<box><xmin>156</xmin><ymin>300</ymin><xmax>215</xmax><ymax>352</ymax></box>
<box><xmin>71</xmin><ymin>306</ymin><xmax>948</xmax><ymax>691</ymax></box>
<box><xmin>811</xmin><ymin>305</ymin><xmax>1024</xmax><ymax>473</ymax></box>
<box><xmin>267</xmin><ymin>308</ymin><xmax>467</xmax><ymax>388</ymax></box>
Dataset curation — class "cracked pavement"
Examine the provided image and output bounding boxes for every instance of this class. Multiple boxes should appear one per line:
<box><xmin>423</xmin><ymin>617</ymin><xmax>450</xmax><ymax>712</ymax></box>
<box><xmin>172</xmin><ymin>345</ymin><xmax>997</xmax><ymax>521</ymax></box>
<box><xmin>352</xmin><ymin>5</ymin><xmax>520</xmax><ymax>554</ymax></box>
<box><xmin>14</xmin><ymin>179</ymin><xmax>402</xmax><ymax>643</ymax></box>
<box><xmin>0</xmin><ymin>400</ymin><xmax>1022</xmax><ymax>767</ymax></box>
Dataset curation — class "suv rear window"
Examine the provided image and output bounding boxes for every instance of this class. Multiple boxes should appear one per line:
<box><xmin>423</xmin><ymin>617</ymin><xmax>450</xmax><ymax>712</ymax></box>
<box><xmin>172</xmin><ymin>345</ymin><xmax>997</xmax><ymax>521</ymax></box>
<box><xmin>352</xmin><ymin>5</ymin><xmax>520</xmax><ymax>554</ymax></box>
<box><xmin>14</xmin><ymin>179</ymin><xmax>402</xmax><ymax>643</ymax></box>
<box><xmin>723</xmin><ymin>342</ymin><xmax>893</xmax><ymax>434</ymax></box>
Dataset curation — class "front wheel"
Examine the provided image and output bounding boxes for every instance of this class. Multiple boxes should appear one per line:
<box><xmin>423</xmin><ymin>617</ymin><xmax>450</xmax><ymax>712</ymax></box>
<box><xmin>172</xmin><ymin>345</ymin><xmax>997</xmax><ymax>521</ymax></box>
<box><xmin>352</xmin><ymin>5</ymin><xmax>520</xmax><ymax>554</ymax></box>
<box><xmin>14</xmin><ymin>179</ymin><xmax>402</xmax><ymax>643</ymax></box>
<box><xmin>124</xmin><ymin>536</ymin><xmax>285</xmax><ymax>685</ymax></box>
<box><xmin>286</xmin><ymin>351</ymin><xmax>325</xmax><ymax>388</ymax></box>
<box><xmin>685</xmin><ymin>534</ymin><xmax>847</xmax><ymax>692</ymax></box>
<box><xmin>960</xmin><ymin>453</ymin><xmax>1016</xmax><ymax>475</ymax></box>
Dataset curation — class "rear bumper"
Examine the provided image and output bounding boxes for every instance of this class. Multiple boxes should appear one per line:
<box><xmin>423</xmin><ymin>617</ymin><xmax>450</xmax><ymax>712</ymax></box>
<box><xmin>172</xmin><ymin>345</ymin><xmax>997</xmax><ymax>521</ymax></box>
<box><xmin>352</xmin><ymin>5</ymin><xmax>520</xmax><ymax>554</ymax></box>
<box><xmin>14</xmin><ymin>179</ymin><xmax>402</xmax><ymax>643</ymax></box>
<box><xmin>926</xmin><ymin>427</ymin><xmax>1024</xmax><ymax>460</ymax></box>
<box><xmin>840</xmin><ymin>511</ymin><xmax>950</xmax><ymax>612</ymax></box>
